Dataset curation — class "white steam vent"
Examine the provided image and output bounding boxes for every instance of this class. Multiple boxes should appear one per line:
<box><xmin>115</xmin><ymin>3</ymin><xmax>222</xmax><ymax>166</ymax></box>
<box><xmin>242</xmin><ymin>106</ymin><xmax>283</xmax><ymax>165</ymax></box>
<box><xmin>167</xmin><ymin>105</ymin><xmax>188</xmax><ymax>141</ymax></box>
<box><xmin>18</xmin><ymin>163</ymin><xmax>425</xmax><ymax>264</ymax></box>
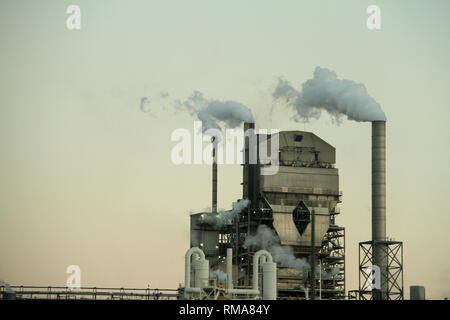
<box><xmin>273</xmin><ymin>66</ymin><xmax>386</xmax><ymax>122</ymax></box>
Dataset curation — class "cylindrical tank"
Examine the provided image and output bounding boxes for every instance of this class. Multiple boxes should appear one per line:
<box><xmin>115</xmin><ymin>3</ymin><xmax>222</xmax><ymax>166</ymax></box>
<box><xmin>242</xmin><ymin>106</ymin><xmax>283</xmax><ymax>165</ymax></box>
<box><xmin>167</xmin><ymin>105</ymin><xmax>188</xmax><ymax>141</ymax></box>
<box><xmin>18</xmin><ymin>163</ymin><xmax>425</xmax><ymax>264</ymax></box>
<box><xmin>410</xmin><ymin>286</ymin><xmax>425</xmax><ymax>300</ymax></box>
<box><xmin>193</xmin><ymin>259</ymin><xmax>210</xmax><ymax>288</ymax></box>
<box><xmin>262</xmin><ymin>261</ymin><xmax>277</xmax><ymax>300</ymax></box>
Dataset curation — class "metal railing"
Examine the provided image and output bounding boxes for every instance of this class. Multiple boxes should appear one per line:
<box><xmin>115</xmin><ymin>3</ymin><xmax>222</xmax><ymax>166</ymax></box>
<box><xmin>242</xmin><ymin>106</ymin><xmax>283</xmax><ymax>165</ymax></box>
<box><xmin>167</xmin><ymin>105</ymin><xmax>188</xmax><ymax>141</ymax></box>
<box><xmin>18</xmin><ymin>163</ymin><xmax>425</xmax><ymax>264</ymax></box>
<box><xmin>0</xmin><ymin>285</ymin><xmax>180</xmax><ymax>300</ymax></box>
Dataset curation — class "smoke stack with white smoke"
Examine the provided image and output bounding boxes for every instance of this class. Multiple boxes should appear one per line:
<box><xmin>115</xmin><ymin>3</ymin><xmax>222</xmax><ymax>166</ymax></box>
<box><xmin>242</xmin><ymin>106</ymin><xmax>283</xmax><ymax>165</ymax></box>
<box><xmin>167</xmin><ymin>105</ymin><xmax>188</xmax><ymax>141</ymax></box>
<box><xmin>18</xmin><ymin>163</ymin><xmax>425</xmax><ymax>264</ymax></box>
<box><xmin>175</xmin><ymin>91</ymin><xmax>253</xmax><ymax>214</ymax></box>
<box><xmin>176</xmin><ymin>91</ymin><xmax>254</xmax><ymax>134</ymax></box>
<box><xmin>273</xmin><ymin>67</ymin><xmax>386</xmax><ymax>122</ymax></box>
<box><xmin>274</xmin><ymin>67</ymin><xmax>390</xmax><ymax>298</ymax></box>
<box><xmin>244</xmin><ymin>225</ymin><xmax>309</xmax><ymax>270</ymax></box>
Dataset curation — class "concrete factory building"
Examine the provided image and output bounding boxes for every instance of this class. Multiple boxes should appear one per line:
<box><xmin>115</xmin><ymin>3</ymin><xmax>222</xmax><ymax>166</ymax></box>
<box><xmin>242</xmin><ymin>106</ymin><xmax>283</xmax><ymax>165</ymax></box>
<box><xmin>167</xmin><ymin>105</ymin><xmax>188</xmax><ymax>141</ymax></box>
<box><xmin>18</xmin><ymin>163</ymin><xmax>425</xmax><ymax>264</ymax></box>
<box><xmin>189</xmin><ymin>123</ymin><xmax>346</xmax><ymax>300</ymax></box>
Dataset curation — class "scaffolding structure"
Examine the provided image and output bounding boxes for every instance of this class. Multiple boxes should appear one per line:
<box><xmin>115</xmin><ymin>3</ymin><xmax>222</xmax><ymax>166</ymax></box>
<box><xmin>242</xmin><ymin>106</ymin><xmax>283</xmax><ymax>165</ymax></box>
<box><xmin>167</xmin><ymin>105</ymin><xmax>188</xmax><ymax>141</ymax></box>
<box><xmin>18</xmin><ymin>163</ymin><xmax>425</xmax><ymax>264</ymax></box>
<box><xmin>319</xmin><ymin>223</ymin><xmax>345</xmax><ymax>299</ymax></box>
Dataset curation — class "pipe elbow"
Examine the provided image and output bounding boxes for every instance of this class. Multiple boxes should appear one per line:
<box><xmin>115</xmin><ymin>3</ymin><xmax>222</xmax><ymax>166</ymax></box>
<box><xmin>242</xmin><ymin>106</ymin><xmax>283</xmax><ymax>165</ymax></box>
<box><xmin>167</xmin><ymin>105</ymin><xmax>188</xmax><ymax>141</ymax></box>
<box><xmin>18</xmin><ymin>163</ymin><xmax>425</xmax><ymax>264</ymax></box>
<box><xmin>185</xmin><ymin>247</ymin><xmax>206</xmax><ymax>260</ymax></box>
<box><xmin>254</xmin><ymin>250</ymin><xmax>273</xmax><ymax>262</ymax></box>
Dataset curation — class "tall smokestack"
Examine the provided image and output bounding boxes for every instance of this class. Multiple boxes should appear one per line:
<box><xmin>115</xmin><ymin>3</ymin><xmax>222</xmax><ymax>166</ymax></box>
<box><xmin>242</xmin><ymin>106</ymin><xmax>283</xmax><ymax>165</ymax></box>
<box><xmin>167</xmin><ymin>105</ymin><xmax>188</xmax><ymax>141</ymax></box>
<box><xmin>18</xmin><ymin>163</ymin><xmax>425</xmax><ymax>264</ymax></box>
<box><xmin>212</xmin><ymin>137</ymin><xmax>218</xmax><ymax>213</ymax></box>
<box><xmin>372</xmin><ymin>121</ymin><xmax>387</xmax><ymax>299</ymax></box>
<box><xmin>243</xmin><ymin>122</ymin><xmax>258</xmax><ymax>208</ymax></box>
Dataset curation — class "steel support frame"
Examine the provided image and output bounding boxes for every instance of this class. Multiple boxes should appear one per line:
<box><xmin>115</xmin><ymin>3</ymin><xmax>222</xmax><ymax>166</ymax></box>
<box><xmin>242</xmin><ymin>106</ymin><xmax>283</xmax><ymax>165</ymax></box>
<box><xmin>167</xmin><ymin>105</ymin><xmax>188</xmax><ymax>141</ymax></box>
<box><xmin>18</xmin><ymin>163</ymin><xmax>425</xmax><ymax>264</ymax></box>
<box><xmin>219</xmin><ymin>209</ymin><xmax>346</xmax><ymax>300</ymax></box>
<box><xmin>358</xmin><ymin>240</ymin><xmax>403</xmax><ymax>300</ymax></box>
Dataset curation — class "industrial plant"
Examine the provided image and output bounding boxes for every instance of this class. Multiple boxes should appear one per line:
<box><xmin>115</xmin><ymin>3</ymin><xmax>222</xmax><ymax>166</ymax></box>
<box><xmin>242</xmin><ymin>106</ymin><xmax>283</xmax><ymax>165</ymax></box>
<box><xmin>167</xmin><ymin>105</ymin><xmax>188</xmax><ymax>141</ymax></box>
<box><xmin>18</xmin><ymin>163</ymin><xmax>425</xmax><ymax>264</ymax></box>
<box><xmin>3</xmin><ymin>1</ymin><xmax>447</xmax><ymax>304</ymax></box>
<box><xmin>0</xmin><ymin>66</ymin><xmax>417</xmax><ymax>301</ymax></box>
<box><xmin>184</xmin><ymin>120</ymin><xmax>404</xmax><ymax>300</ymax></box>
<box><xmin>1</xmin><ymin>120</ymin><xmax>410</xmax><ymax>301</ymax></box>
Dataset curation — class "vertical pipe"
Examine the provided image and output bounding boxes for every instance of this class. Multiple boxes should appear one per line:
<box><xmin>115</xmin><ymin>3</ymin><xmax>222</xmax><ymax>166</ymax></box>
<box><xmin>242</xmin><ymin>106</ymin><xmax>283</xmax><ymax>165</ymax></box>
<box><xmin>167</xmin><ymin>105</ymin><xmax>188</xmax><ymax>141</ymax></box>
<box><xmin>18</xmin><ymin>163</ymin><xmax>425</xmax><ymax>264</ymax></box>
<box><xmin>319</xmin><ymin>259</ymin><xmax>322</xmax><ymax>300</ymax></box>
<box><xmin>310</xmin><ymin>209</ymin><xmax>316</xmax><ymax>300</ymax></box>
<box><xmin>401</xmin><ymin>244</ymin><xmax>404</xmax><ymax>299</ymax></box>
<box><xmin>227</xmin><ymin>248</ymin><xmax>233</xmax><ymax>290</ymax></box>
<box><xmin>252</xmin><ymin>250</ymin><xmax>272</xmax><ymax>292</ymax></box>
<box><xmin>372</xmin><ymin>121</ymin><xmax>387</xmax><ymax>299</ymax></box>
<box><xmin>358</xmin><ymin>244</ymin><xmax>361</xmax><ymax>296</ymax></box>
<box><xmin>212</xmin><ymin>137</ymin><xmax>217</xmax><ymax>213</ymax></box>
<box><xmin>235</xmin><ymin>213</ymin><xmax>240</xmax><ymax>284</ymax></box>
<box><xmin>185</xmin><ymin>247</ymin><xmax>206</xmax><ymax>298</ymax></box>
<box><xmin>241</xmin><ymin>123</ymin><xmax>251</xmax><ymax>285</ymax></box>
<box><xmin>226</xmin><ymin>250</ymin><xmax>275</xmax><ymax>298</ymax></box>
<box><xmin>243</xmin><ymin>122</ymin><xmax>251</xmax><ymax>200</ymax></box>
<box><xmin>243</xmin><ymin>122</ymin><xmax>258</xmax><ymax>207</ymax></box>
<box><xmin>262</xmin><ymin>261</ymin><xmax>277</xmax><ymax>300</ymax></box>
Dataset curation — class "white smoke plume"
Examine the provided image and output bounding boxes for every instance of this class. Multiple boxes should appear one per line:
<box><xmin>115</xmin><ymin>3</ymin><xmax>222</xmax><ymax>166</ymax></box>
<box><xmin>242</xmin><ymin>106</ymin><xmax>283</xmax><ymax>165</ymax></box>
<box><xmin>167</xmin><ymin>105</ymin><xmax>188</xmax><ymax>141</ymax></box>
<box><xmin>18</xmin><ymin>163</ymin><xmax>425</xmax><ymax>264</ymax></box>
<box><xmin>216</xmin><ymin>199</ymin><xmax>251</xmax><ymax>226</ymax></box>
<box><xmin>244</xmin><ymin>225</ymin><xmax>309</xmax><ymax>270</ymax></box>
<box><xmin>140</xmin><ymin>97</ymin><xmax>150</xmax><ymax>113</ymax></box>
<box><xmin>175</xmin><ymin>91</ymin><xmax>254</xmax><ymax>133</ymax></box>
<box><xmin>210</xmin><ymin>269</ymin><xmax>228</xmax><ymax>283</ymax></box>
<box><xmin>273</xmin><ymin>67</ymin><xmax>386</xmax><ymax>122</ymax></box>
<box><xmin>201</xmin><ymin>199</ymin><xmax>250</xmax><ymax>227</ymax></box>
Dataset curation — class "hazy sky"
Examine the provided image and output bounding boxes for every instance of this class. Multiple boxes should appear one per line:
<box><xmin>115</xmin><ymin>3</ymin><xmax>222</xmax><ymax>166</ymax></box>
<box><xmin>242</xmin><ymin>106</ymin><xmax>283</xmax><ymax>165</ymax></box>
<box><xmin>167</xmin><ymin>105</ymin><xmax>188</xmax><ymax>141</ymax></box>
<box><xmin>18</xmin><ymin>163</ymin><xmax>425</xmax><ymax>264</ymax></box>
<box><xmin>1</xmin><ymin>0</ymin><xmax>449</xmax><ymax>299</ymax></box>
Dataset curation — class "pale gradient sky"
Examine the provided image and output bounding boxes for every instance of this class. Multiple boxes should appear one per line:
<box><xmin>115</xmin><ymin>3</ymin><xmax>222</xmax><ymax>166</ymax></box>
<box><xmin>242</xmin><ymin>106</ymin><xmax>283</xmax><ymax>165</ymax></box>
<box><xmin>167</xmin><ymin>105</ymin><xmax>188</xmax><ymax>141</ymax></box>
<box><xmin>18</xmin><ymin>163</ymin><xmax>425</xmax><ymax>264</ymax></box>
<box><xmin>0</xmin><ymin>0</ymin><xmax>449</xmax><ymax>299</ymax></box>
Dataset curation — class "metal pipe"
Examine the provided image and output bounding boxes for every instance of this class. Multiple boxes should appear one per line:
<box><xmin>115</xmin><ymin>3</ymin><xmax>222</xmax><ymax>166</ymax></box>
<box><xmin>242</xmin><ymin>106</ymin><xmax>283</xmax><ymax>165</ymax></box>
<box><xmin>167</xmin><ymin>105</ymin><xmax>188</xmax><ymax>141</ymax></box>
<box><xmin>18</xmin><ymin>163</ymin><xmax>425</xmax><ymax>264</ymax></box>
<box><xmin>226</xmin><ymin>247</ymin><xmax>261</xmax><ymax>297</ymax></box>
<box><xmin>319</xmin><ymin>259</ymin><xmax>322</xmax><ymax>300</ymax></box>
<box><xmin>235</xmin><ymin>213</ymin><xmax>239</xmax><ymax>280</ymax></box>
<box><xmin>184</xmin><ymin>247</ymin><xmax>206</xmax><ymax>298</ymax></box>
<box><xmin>243</xmin><ymin>122</ymin><xmax>258</xmax><ymax>206</ymax></box>
<box><xmin>252</xmin><ymin>250</ymin><xmax>272</xmax><ymax>292</ymax></box>
<box><xmin>227</xmin><ymin>288</ymin><xmax>260</xmax><ymax>295</ymax></box>
<box><xmin>227</xmin><ymin>248</ymin><xmax>233</xmax><ymax>290</ymax></box>
<box><xmin>212</xmin><ymin>137</ymin><xmax>217</xmax><ymax>213</ymax></box>
<box><xmin>310</xmin><ymin>208</ymin><xmax>316</xmax><ymax>300</ymax></box>
<box><xmin>225</xmin><ymin>249</ymin><xmax>276</xmax><ymax>299</ymax></box>
<box><xmin>372</xmin><ymin>121</ymin><xmax>387</xmax><ymax>299</ymax></box>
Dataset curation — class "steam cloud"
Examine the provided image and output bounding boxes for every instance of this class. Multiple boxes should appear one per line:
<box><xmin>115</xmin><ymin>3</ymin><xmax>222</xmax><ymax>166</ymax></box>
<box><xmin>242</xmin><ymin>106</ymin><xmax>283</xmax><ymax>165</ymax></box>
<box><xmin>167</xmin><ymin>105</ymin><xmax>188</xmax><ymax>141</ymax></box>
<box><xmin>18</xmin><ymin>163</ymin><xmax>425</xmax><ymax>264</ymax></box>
<box><xmin>202</xmin><ymin>199</ymin><xmax>251</xmax><ymax>227</ymax></box>
<box><xmin>210</xmin><ymin>269</ymin><xmax>228</xmax><ymax>282</ymax></box>
<box><xmin>273</xmin><ymin>67</ymin><xmax>386</xmax><ymax>122</ymax></box>
<box><xmin>244</xmin><ymin>225</ymin><xmax>309</xmax><ymax>270</ymax></box>
<box><xmin>175</xmin><ymin>91</ymin><xmax>254</xmax><ymax>133</ymax></box>
<box><xmin>140</xmin><ymin>97</ymin><xmax>150</xmax><ymax>113</ymax></box>
<box><xmin>217</xmin><ymin>199</ymin><xmax>251</xmax><ymax>226</ymax></box>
